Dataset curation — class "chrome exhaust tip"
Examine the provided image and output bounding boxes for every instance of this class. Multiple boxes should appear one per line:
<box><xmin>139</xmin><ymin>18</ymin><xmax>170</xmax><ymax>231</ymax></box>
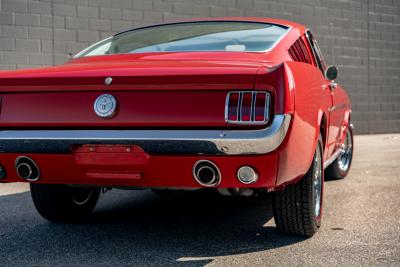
<box><xmin>193</xmin><ymin>160</ymin><xmax>221</xmax><ymax>187</ymax></box>
<box><xmin>237</xmin><ymin>166</ymin><xmax>258</xmax><ymax>184</ymax></box>
<box><xmin>15</xmin><ymin>156</ymin><xmax>40</xmax><ymax>181</ymax></box>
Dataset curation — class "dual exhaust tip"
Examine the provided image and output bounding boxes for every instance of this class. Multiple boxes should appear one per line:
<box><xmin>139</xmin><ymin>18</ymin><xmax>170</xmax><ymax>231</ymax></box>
<box><xmin>193</xmin><ymin>160</ymin><xmax>258</xmax><ymax>187</ymax></box>
<box><xmin>193</xmin><ymin>160</ymin><xmax>221</xmax><ymax>187</ymax></box>
<box><xmin>15</xmin><ymin>156</ymin><xmax>40</xmax><ymax>182</ymax></box>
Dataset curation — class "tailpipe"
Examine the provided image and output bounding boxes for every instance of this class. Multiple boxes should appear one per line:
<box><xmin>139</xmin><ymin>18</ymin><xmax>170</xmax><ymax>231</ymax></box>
<box><xmin>15</xmin><ymin>156</ymin><xmax>40</xmax><ymax>181</ymax></box>
<box><xmin>193</xmin><ymin>160</ymin><xmax>221</xmax><ymax>187</ymax></box>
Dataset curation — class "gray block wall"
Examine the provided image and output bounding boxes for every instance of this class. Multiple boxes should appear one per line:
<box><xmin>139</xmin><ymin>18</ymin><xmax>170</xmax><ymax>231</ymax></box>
<box><xmin>0</xmin><ymin>0</ymin><xmax>399</xmax><ymax>134</ymax></box>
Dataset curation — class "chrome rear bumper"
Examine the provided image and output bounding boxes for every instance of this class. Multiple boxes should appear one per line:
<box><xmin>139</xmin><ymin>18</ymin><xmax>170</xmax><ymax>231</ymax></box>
<box><xmin>0</xmin><ymin>114</ymin><xmax>291</xmax><ymax>155</ymax></box>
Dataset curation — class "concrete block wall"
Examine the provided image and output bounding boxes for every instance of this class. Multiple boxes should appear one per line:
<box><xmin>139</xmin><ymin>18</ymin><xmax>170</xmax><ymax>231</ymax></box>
<box><xmin>0</xmin><ymin>0</ymin><xmax>399</xmax><ymax>134</ymax></box>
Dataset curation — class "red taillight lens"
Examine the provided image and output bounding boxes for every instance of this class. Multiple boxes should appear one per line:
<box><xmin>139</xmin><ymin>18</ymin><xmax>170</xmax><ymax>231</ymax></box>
<box><xmin>227</xmin><ymin>93</ymin><xmax>239</xmax><ymax>121</ymax></box>
<box><xmin>241</xmin><ymin>93</ymin><xmax>253</xmax><ymax>121</ymax></box>
<box><xmin>254</xmin><ymin>92</ymin><xmax>267</xmax><ymax>121</ymax></box>
<box><xmin>226</xmin><ymin>91</ymin><xmax>270</xmax><ymax>125</ymax></box>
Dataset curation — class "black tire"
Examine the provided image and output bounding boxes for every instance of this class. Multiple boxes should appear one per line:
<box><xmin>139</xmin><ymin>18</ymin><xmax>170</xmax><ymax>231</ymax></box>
<box><xmin>30</xmin><ymin>184</ymin><xmax>100</xmax><ymax>222</ymax></box>
<box><xmin>272</xmin><ymin>135</ymin><xmax>324</xmax><ymax>237</ymax></box>
<box><xmin>325</xmin><ymin>126</ymin><xmax>354</xmax><ymax>180</ymax></box>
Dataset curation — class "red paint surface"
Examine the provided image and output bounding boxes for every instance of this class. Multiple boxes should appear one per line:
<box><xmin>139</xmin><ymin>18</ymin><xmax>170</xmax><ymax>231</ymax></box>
<box><xmin>0</xmin><ymin>18</ymin><xmax>351</xmax><ymax>189</ymax></box>
<box><xmin>0</xmin><ymin>152</ymin><xmax>278</xmax><ymax>189</ymax></box>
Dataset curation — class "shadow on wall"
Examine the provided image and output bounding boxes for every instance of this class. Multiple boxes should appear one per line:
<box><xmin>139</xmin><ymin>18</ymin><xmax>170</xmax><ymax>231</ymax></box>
<box><xmin>0</xmin><ymin>189</ymin><xmax>307</xmax><ymax>265</ymax></box>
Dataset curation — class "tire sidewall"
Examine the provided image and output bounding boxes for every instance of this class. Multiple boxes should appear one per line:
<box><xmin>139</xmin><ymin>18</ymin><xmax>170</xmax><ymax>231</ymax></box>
<box><xmin>30</xmin><ymin>184</ymin><xmax>100</xmax><ymax>222</ymax></box>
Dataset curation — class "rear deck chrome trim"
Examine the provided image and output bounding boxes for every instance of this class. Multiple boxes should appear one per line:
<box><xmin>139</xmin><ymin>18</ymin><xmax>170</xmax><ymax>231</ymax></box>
<box><xmin>0</xmin><ymin>114</ymin><xmax>291</xmax><ymax>155</ymax></box>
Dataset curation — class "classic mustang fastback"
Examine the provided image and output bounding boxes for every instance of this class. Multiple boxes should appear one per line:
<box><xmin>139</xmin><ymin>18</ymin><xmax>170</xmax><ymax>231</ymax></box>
<box><xmin>0</xmin><ymin>18</ymin><xmax>353</xmax><ymax>237</ymax></box>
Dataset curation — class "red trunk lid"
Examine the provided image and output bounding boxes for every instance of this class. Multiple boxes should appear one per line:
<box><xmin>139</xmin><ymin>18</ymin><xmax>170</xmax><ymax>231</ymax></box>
<box><xmin>0</xmin><ymin>53</ymin><xmax>271</xmax><ymax>129</ymax></box>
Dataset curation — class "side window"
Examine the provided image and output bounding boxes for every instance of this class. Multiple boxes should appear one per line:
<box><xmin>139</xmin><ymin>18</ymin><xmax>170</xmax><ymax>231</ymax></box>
<box><xmin>305</xmin><ymin>31</ymin><xmax>326</xmax><ymax>74</ymax></box>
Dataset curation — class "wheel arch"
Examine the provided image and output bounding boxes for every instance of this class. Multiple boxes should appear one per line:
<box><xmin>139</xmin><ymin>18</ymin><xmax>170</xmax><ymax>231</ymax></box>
<box><xmin>318</xmin><ymin>110</ymin><xmax>328</xmax><ymax>152</ymax></box>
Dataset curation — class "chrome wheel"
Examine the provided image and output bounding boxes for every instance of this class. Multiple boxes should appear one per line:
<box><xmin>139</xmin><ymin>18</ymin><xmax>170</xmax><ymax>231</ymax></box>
<box><xmin>337</xmin><ymin>130</ymin><xmax>353</xmax><ymax>172</ymax></box>
<box><xmin>313</xmin><ymin>147</ymin><xmax>323</xmax><ymax>218</ymax></box>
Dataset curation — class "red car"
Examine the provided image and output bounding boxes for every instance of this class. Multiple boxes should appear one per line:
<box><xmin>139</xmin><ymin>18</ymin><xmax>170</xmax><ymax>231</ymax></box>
<box><xmin>0</xmin><ymin>18</ymin><xmax>353</xmax><ymax>237</ymax></box>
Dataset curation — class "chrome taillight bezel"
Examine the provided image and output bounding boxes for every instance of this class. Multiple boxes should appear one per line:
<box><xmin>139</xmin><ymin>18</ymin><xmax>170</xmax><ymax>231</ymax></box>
<box><xmin>225</xmin><ymin>91</ymin><xmax>271</xmax><ymax>125</ymax></box>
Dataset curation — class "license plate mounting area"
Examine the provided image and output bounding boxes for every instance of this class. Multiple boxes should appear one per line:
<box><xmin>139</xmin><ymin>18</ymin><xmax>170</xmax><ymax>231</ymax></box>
<box><xmin>74</xmin><ymin>144</ymin><xmax>149</xmax><ymax>179</ymax></box>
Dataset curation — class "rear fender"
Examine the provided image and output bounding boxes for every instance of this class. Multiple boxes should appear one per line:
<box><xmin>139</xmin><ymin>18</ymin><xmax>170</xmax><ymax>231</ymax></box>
<box><xmin>272</xmin><ymin>62</ymin><xmax>331</xmax><ymax>187</ymax></box>
<box><xmin>340</xmin><ymin>109</ymin><xmax>352</xmax><ymax>143</ymax></box>
<box><xmin>255</xmin><ymin>63</ymin><xmax>294</xmax><ymax>115</ymax></box>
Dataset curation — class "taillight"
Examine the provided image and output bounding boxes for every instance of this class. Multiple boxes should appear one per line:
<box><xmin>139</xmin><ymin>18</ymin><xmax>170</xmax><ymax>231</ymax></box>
<box><xmin>240</xmin><ymin>92</ymin><xmax>253</xmax><ymax>121</ymax></box>
<box><xmin>225</xmin><ymin>91</ymin><xmax>271</xmax><ymax>125</ymax></box>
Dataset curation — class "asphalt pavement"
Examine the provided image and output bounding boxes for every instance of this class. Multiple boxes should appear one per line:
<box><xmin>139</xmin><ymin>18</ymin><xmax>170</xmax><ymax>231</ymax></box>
<box><xmin>0</xmin><ymin>134</ymin><xmax>399</xmax><ymax>266</ymax></box>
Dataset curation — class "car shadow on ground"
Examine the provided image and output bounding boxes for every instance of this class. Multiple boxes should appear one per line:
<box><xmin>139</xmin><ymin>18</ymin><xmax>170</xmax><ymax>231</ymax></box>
<box><xmin>0</xmin><ymin>189</ymin><xmax>307</xmax><ymax>266</ymax></box>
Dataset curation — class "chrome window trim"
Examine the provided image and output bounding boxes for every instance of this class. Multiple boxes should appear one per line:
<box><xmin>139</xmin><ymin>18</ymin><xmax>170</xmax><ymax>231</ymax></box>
<box><xmin>74</xmin><ymin>22</ymin><xmax>292</xmax><ymax>58</ymax></box>
<box><xmin>305</xmin><ymin>30</ymin><xmax>318</xmax><ymax>67</ymax></box>
<box><xmin>73</xmin><ymin>37</ymin><xmax>112</xmax><ymax>58</ymax></box>
<box><xmin>0</xmin><ymin>114</ymin><xmax>291</xmax><ymax>155</ymax></box>
<box><xmin>305</xmin><ymin>30</ymin><xmax>326</xmax><ymax>73</ymax></box>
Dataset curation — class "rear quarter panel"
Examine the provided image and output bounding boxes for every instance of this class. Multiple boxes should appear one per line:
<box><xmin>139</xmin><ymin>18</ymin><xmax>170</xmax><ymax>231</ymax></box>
<box><xmin>275</xmin><ymin>62</ymin><xmax>332</xmax><ymax>187</ymax></box>
<box><xmin>329</xmin><ymin>84</ymin><xmax>352</xmax><ymax>154</ymax></box>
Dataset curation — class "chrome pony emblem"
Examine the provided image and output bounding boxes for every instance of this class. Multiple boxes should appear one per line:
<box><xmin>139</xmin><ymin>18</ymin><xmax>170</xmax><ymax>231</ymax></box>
<box><xmin>94</xmin><ymin>94</ymin><xmax>118</xmax><ymax>119</ymax></box>
<box><xmin>105</xmin><ymin>77</ymin><xmax>113</xmax><ymax>85</ymax></box>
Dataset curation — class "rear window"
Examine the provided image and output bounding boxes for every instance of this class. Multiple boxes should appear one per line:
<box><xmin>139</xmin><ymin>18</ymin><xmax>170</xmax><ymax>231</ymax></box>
<box><xmin>75</xmin><ymin>21</ymin><xmax>289</xmax><ymax>57</ymax></box>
